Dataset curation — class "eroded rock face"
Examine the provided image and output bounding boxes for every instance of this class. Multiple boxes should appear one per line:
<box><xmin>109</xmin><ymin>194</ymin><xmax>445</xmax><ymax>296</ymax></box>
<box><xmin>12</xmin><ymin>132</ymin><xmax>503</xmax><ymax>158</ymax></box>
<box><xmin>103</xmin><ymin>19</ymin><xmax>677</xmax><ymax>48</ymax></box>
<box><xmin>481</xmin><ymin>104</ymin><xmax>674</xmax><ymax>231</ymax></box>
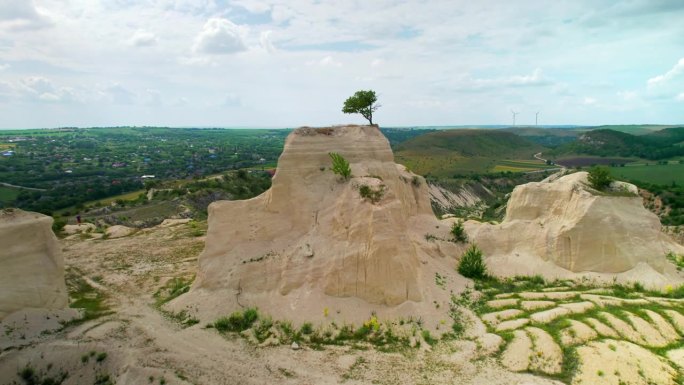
<box><xmin>175</xmin><ymin>126</ymin><xmax>467</xmax><ymax>323</ymax></box>
<box><xmin>0</xmin><ymin>209</ymin><xmax>68</xmax><ymax>319</ymax></box>
<box><xmin>466</xmin><ymin>172</ymin><xmax>684</xmax><ymax>287</ymax></box>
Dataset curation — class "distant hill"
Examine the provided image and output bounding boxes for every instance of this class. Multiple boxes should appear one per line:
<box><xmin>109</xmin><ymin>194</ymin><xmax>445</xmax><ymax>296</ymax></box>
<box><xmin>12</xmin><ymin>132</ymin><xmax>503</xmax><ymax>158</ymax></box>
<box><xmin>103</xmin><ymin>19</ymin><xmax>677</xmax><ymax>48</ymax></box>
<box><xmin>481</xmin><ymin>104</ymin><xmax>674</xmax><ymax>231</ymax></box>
<box><xmin>582</xmin><ymin>124</ymin><xmax>679</xmax><ymax>136</ymax></box>
<box><xmin>503</xmin><ymin>127</ymin><xmax>578</xmax><ymax>148</ymax></box>
<box><xmin>396</xmin><ymin>129</ymin><xmax>546</xmax><ymax>158</ymax></box>
<box><xmin>395</xmin><ymin>129</ymin><xmax>551</xmax><ymax>177</ymax></box>
<box><xmin>548</xmin><ymin>127</ymin><xmax>684</xmax><ymax>160</ymax></box>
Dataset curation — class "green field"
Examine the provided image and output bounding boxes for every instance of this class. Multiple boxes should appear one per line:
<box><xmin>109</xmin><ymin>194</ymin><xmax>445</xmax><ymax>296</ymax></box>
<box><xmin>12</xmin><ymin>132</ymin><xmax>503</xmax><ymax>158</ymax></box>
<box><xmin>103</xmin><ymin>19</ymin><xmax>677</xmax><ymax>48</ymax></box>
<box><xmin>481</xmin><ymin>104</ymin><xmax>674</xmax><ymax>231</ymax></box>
<box><xmin>0</xmin><ymin>186</ymin><xmax>20</xmax><ymax>203</ymax></box>
<box><xmin>610</xmin><ymin>163</ymin><xmax>684</xmax><ymax>185</ymax></box>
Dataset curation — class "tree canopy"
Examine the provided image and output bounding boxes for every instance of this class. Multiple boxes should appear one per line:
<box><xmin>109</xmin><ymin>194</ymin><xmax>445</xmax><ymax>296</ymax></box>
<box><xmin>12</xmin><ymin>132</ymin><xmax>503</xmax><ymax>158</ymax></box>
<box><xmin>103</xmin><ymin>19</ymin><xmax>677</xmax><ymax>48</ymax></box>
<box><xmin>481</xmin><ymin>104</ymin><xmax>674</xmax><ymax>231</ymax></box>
<box><xmin>342</xmin><ymin>90</ymin><xmax>380</xmax><ymax>125</ymax></box>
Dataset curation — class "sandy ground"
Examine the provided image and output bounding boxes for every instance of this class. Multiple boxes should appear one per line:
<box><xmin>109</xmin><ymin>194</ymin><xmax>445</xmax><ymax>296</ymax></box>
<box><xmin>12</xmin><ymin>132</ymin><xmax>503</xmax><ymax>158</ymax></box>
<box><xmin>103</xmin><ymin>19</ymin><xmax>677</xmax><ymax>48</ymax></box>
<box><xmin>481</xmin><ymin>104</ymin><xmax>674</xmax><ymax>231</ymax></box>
<box><xmin>0</xmin><ymin>222</ymin><xmax>563</xmax><ymax>385</ymax></box>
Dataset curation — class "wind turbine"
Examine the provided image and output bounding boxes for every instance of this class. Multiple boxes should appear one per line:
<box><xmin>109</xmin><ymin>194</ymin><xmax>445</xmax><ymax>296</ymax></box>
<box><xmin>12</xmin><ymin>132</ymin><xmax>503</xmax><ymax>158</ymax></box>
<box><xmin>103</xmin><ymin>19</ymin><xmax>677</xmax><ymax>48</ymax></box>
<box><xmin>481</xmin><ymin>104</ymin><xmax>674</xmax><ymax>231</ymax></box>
<box><xmin>511</xmin><ymin>110</ymin><xmax>519</xmax><ymax>126</ymax></box>
<box><xmin>535</xmin><ymin>111</ymin><xmax>540</xmax><ymax>126</ymax></box>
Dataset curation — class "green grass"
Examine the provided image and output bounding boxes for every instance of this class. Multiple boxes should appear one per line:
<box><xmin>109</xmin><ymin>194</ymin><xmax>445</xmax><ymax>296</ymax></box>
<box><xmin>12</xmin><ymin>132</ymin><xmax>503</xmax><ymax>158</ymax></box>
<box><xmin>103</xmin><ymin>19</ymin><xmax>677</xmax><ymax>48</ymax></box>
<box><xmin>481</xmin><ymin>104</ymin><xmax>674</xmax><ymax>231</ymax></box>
<box><xmin>610</xmin><ymin>163</ymin><xmax>684</xmax><ymax>185</ymax></box>
<box><xmin>65</xmin><ymin>268</ymin><xmax>110</xmax><ymax>322</ymax></box>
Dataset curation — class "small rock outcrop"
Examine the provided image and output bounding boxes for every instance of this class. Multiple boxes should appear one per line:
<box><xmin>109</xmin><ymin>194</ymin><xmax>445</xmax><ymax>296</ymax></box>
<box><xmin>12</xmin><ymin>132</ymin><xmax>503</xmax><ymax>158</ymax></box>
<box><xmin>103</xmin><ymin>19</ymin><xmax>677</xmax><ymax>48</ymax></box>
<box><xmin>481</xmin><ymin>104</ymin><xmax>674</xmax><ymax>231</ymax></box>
<box><xmin>466</xmin><ymin>172</ymin><xmax>684</xmax><ymax>287</ymax></box>
<box><xmin>173</xmin><ymin>126</ymin><xmax>468</xmax><ymax>323</ymax></box>
<box><xmin>0</xmin><ymin>209</ymin><xmax>69</xmax><ymax>319</ymax></box>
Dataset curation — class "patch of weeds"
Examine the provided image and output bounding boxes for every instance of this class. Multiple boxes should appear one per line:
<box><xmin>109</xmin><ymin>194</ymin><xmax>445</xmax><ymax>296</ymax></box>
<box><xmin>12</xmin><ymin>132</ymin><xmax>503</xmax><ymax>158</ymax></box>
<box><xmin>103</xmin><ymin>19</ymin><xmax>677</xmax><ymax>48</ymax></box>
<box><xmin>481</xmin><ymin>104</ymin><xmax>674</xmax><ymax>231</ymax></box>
<box><xmin>17</xmin><ymin>364</ymin><xmax>68</xmax><ymax>385</ymax></box>
<box><xmin>214</xmin><ymin>308</ymin><xmax>259</xmax><ymax>332</ymax></box>
<box><xmin>358</xmin><ymin>184</ymin><xmax>385</xmax><ymax>204</ymax></box>
<box><xmin>434</xmin><ymin>272</ymin><xmax>446</xmax><ymax>289</ymax></box>
<box><xmin>65</xmin><ymin>268</ymin><xmax>110</xmax><ymax>324</ymax></box>
<box><xmin>160</xmin><ymin>309</ymin><xmax>199</xmax><ymax>328</ymax></box>
<box><xmin>94</xmin><ymin>373</ymin><xmax>114</xmax><ymax>385</ymax></box>
<box><xmin>666</xmin><ymin>251</ymin><xmax>684</xmax><ymax>271</ymax></box>
<box><xmin>457</xmin><ymin>244</ymin><xmax>487</xmax><ymax>279</ymax></box>
<box><xmin>95</xmin><ymin>352</ymin><xmax>107</xmax><ymax>363</ymax></box>
<box><xmin>278</xmin><ymin>367</ymin><xmax>295</xmax><ymax>378</ymax></box>
<box><xmin>341</xmin><ymin>356</ymin><xmax>367</xmax><ymax>381</ymax></box>
<box><xmin>450</xmin><ymin>220</ymin><xmax>468</xmax><ymax>243</ymax></box>
<box><xmin>242</xmin><ymin>251</ymin><xmax>276</xmax><ymax>264</ymax></box>
<box><xmin>424</xmin><ymin>233</ymin><xmax>440</xmax><ymax>242</ymax></box>
<box><xmin>300</xmin><ymin>322</ymin><xmax>314</xmax><ymax>335</ymax></box>
<box><xmin>154</xmin><ymin>276</ymin><xmax>194</xmax><ymax>306</ymax></box>
<box><xmin>421</xmin><ymin>329</ymin><xmax>437</xmax><ymax>346</ymax></box>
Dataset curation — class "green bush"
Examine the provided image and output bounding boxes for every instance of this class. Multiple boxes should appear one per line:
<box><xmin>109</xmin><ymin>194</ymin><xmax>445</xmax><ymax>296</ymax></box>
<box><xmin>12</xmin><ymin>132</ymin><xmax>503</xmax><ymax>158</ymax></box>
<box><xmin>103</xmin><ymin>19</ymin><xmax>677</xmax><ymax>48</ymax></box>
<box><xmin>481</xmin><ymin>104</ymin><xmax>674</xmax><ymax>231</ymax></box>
<box><xmin>359</xmin><ymin>184</ymin><xmax>384</xmax><ymax>203</ymax></box>
<box><xmin>214</xmin><ymin>307</ymin><xmax>259</xmax><ymax>332</ymax></box>
<box><xmin>329</xmin><ymin>152</ymin><xmax>351</xmax><ymax>180</ymax></box>
<box><xmin>458</xmin><ymin>244</ymin><xmax>488</xmax><ymax>279</ymax></box>
<box><xmin>300</xmin><ymin>322</ymin><xmax>314</xmax><ymax>335</ymax></box>
<box><xmin>588</xmin><ymin>166</ymin><xmax>613</xmax><ymax>191</ymax></box>
<box><xmin>450</xmin><ymin>220</ymin><xmax>468</xmax><ymax>243</ymax></box>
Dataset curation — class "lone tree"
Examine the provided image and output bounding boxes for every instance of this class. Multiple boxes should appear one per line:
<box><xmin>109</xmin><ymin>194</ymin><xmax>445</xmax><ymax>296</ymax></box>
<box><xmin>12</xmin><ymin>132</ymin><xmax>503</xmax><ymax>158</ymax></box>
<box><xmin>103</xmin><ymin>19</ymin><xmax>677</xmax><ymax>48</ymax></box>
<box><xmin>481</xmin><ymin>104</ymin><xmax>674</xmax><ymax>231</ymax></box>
<box><xmin>342</xmin><ymin>90</ymin><xmax>380</xmax><ymax>125</ymax></box>
<box><xmin>588</xmin><ymin>166</ymin><xmax>613</xmax><ymax>191</ymax></box>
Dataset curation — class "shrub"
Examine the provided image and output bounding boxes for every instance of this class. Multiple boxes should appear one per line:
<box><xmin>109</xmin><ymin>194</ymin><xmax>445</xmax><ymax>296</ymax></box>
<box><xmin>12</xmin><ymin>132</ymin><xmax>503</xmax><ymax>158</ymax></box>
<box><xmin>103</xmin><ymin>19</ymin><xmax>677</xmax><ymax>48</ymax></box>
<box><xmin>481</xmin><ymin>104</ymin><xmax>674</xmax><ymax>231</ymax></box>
<box><xmin>458</xmin><ymin>244</ymin><xmax>487</xmax><ymax>279</ymax></box>
<box><xmin>359</xmin><ymin>184</ymin><xmax>384</xmax><ymax>203</ymax></box>
<box><xmin>588</xmin><ymin>166</ymin><xmax>612</xmax><ymax>191</ymax></box>
<box><xmin>450</xmin><ymin>220</ymin><xmax>468</xmax><ymax>243</ymax></box>
<box><xmin>214</xmin><ymin>307</ymin><xmax>259</xmax><ymax>332</ymax></box>
<box><xmin>329</xmin><ymin>152</ymin><xmax>351</xmax><ymax>180</ymax></box>
<box><xmin>300</xmin><ymin>322</ymin><xmax>314</xmax><ymax>335</ymax></box>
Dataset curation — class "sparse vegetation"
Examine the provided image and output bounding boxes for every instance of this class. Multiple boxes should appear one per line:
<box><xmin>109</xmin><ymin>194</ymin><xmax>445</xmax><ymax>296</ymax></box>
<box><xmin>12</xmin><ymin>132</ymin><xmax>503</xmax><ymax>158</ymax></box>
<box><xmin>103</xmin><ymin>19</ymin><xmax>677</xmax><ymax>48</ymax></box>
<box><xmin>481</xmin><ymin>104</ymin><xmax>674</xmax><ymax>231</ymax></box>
<box><xmin>587</xmin><ymin>165</ymin><xmax>613</xmax><ymax>191</ymax></box>
<box><xmin>214</xmin><ymin>307</ymin><xmax>259</xmax><ymax>332</ymax></box>
<box><xmin>666</xmin><ymin>251</ymin><xmax>684</xmax><ymax>270</ymax></box>
<box><xmin>457</xmin><ymin>244</ymin><xmax>487</xmax><ymax>279</ymax></box>
<box><xmin>450</xmin><ymin>220</ymin><xmax>468</xmax><ymax>243</ymax></box>
<box><xmin>358</xmin><ymin>184</ymin><xmax>384</xmax><ymax>203</ymax></box>
<box><xmin>329</xmin><ymin>152</ymin><xmax>352</xmax><ymax>180</ymax></box>
<box><xmin>17</xmin><ymin>364</ymin><xmax>68</xmax><ymax>385</ymax></box>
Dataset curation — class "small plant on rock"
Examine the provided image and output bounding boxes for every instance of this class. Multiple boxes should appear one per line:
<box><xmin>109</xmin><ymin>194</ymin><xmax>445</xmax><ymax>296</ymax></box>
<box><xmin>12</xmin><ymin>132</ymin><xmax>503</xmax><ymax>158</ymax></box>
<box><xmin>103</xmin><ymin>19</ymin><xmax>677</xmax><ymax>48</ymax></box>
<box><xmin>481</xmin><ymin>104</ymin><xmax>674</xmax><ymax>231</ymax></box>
<box><xmin>329</xmin><ymin>152</ymin><xmax>351</xmax><ymax>180</ymax></box>
<box><xmin>450</xmin><ymin>220</ymin><xmax>468</xmax><ymax>243</ymax></box>
<box><xmin>359</xmin><ymin>184</ymin><xmax>385</xmax><ymax>203</ymax></box>
<box><xmin>458</xmin><ymin>244</ymin><xmax>488</xmax><ymax>279</ymax></box>
<box><xmin>214</xmin><ymin>307</ymin><xmax>259</xmax><ymax>332</ymax></box>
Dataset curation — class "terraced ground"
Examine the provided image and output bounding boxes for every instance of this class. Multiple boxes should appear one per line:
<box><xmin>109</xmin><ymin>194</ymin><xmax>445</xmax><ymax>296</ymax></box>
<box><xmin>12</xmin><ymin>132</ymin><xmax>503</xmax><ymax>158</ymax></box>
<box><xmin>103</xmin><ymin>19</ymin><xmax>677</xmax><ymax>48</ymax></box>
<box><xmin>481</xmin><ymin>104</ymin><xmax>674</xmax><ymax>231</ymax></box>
<box><xmin>469</xmin><ymin>279</ymin><xmax>684</xmax><ymax>384</ymax></box>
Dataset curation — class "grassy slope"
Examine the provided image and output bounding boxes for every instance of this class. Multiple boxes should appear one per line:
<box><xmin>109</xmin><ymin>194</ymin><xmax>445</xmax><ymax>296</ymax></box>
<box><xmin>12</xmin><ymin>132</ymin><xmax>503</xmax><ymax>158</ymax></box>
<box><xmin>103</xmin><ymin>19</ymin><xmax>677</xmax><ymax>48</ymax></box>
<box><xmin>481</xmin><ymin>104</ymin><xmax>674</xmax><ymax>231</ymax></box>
<box><xmin>549</xmin><ymin>127</ymin><xmax>684</xmax><ymax>161</ymax></box>
<box><xmin>395</xmin><ymin>129</ymin><xmax>550</xmax><ymax>177</ymax></box>
<box><xmin>610</xmin><ymin>163</ymin><xmax>684</xmax><ymax>185</ymax></box>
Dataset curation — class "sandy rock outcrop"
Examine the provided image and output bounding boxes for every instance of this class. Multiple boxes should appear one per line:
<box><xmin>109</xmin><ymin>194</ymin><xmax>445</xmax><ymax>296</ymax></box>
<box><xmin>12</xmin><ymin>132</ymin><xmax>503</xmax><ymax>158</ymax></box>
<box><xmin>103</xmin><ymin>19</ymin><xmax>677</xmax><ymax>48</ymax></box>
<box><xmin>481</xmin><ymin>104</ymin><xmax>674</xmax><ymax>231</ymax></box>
<box><xmin>172</xmin><ymin>126</ymin><xmax>468</xmax><ymax>324</ymax></box>
<box><xmin>0</xmin><ymin>209</ymin><xmax>69</xmax><ymax>319</ymax></box>
<box><xmin>465</xmin><ymin>172</ymin><xmax>684</xmax><ymax>288</ymax></box>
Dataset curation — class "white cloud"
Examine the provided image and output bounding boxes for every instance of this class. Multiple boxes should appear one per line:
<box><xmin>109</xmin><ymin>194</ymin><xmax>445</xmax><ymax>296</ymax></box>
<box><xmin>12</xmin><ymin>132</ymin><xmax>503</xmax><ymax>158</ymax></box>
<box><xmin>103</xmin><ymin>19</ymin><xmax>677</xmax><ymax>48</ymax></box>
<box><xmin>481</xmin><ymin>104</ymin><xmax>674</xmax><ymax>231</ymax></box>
<box><xmin>647</xmin><ymin>58</ymin><xmax>684</xmax><ymax>87</ymax></box>
<box><xmin>17</xmin><ymin>76</ymin><xmax>79</xmax><ymax>103</ymax></box>
<box><xmin>0</xmin><ymin>0</ymin><xmax>51</xmax><ymax>31</ymax></box>
<box><xmin>0</xmin><ymin>63</ymin><xmax>9</xmax><ymax>70</ymax></box>
<box><xmin>223</xmin><ymin>93</ymin><xmax>241</xmax><ymax>107</ymax></box>
<box><xmin>371</xmin><ymin>58</ymin><xmax>384</xmax><ymax>68</ymax></box>
<box><xmin>307</xmin><ymin>56</ymin><xmax>342</xmax><ymax>67</ymax></box>
<box><xmin>677</xmin><ymin>93</ymin><xmax>684</xmax><ymax>102</ymax></box>
<box><xmin>458</xmin><ymin>68</ymin><xmax>553</xmax><ymax>91</ymax></box>
<box><xmin>583</xmin><ymin>96</ymin><xmax>597</xmax><ymax>105</ymax></box>
<box><xmin>99</xmin><ymin>83</ymin><xmax>135</xmax><ymax>104</ymax></box>
<box><xmin>259</xmin><ymin>30</ymin><xmax>275</xmax><ymax>53</ymax></box>
<box><xmin>193</xmin><ymin>18</ymin><xmax>247</xmax><ymax>55</ymax></box>
<box><xmin>617</xmin><ymin>90</ymin><xmax>638</xmax><ymax>101</ymax></box>
<box><xmin>129</xmin><ymin>30</ymin><xmax>158</xmax><ymax>47</ymax></box>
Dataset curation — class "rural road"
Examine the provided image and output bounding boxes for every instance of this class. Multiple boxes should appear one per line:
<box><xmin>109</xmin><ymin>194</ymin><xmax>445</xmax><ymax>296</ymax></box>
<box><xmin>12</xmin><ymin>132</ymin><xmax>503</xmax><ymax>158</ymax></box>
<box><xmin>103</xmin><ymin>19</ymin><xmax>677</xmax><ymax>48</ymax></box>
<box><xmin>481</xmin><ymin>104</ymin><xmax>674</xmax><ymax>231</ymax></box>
<box><xmin>0</xmin><ymin>182</ymin><xmax>46</xmax><ymax>191</ymax></box>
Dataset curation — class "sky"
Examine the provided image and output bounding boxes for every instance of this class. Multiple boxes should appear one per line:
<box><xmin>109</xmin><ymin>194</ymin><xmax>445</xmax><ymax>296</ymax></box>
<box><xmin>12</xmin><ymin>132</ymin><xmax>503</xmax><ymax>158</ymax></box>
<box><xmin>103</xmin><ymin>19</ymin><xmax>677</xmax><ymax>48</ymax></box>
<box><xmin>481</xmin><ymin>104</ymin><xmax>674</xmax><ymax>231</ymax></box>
<box><xmin>0</xmin><ymin>0</ymin><xmax>683</xmax><ymax>128</ymax></box>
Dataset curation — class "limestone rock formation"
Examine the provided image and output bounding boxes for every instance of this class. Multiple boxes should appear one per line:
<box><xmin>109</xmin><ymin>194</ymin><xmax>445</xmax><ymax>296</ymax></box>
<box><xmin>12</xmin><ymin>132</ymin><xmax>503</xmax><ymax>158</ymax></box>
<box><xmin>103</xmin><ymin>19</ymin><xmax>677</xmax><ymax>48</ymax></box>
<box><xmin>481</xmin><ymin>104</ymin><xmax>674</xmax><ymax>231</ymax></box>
<box><xmin>0</xmin><ymin>209</ymin><xmax>69</xmax><ymax>319</ymax></box>
<box><xmin>173</xmin><ymin>126</ymin><xmax>467</xmax><ymax>323</ymax></box>
<box><xmin>465</xmin><ymin>172</ymin><xmax>684</xmax><ymax>287</ymax></box>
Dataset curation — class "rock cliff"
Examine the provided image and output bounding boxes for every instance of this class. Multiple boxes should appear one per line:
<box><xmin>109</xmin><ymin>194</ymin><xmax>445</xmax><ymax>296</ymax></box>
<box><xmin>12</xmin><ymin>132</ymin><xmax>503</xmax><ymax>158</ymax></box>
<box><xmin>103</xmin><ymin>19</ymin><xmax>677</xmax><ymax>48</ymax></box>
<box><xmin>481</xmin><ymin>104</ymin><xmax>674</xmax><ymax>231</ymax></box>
<box><xmin>173</xmin><ymin>126</ymin><xmax>468</xmax><ymax>323</ymax></box>
<box><xmin>0</xmin><ymin>209</ymin><xmax>69</xmax><ymax>319</ymax></box>
<box><xmin>466</xmin><ymin>172</ymin><xmax>684</xmax><ymax>287</ymax></box>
